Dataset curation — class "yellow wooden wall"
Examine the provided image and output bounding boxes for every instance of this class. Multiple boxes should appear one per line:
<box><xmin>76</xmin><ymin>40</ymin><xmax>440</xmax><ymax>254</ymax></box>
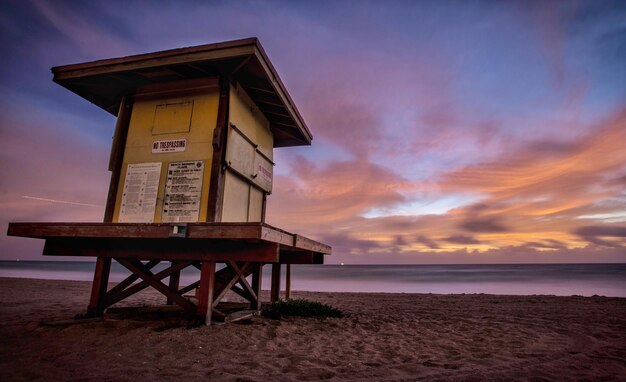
<box><xmin>112</xmin><ymin>80</ymin><xmax>219</xmax><ymax>223</ymax></box>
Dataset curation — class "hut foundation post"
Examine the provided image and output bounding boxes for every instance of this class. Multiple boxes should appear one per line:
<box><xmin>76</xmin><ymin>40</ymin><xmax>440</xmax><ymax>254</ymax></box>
<box><xmin>251</xmin><ymin>263</ymin><xmax>263</xmax><ymax>311</ymax></box>
<box><xmin>270</xmin><ymin>263</ymin><xmax>281</xmax><ymax>302</ymax></box>
<box><xmin>285</xmin><ymin>264</ymin><xmax>291</xmax><ymax>300</ymax></box>
<box><xmin>198</xmin><ymin>260</ymin><xmax>216</xmax><ymax>325</ymax></box>
<box><xmin>87</xmin><ymin>257</ymin><xmax>111</xmax><ymax>317</ymax></box>
<box><xmin>167</xmin><ymin>261</ymin><xmax>181</xmax><ymax>305</ymax></box>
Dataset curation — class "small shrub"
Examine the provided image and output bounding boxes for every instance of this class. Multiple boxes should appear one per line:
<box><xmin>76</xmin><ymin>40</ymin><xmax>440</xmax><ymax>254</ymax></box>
<box><xmin>262</xmin><ymin>299</ymin><xmax>344</xmax><ymax>319</ymax></box>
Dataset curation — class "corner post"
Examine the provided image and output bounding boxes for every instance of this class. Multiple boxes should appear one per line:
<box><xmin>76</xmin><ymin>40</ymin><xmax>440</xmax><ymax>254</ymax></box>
<box><xmin>251</xmin><ymin>263</ymin><xmax>263</xmax><ymax>311</ymax></box>
<box><xmin>167</xmin><ymin>261</ymin><xmax>181</xmax><ymax>305</ymax></box>
<box><xmin>87</xmin><ymin>96</ymin><xmax>133</xmax><ymax>317</ymax></box>
<box><xmin>285</xmin><ymin>264</ymin><xmax>291</xmax><ymax>300</ymax></box>
<box><xmin>87</xmin><ymin>257</ymin><xmax>112</xmax><ymax>316</ymax></box>
<box><xmin>198</xmin><ymin>260</ymin><xmax>216</xmax><ymax>325</ymax></box>
<box><xmin>270</xmin><ymin>263</ymin><xmax>281</xmax><ymax>303</ymax></box>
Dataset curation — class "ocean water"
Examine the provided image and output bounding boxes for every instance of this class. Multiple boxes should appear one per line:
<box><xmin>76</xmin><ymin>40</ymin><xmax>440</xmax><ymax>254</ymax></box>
<box><xmin>1</xmin><ymin>261</ymin><xmax>625</xmax><ymax>297</ymax></box>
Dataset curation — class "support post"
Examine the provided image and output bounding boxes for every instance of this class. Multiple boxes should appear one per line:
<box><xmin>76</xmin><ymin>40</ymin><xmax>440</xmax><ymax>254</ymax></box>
<box><xmin>285</xmin><ymin>264</ymin><xmax>291</xmax><ymax>300</ymax></box>
<box><xmin>270</xmin><ymin>263</ymin><xmax>281</xmax><ymax>303</ymax></box>
<box><xmin>167</xmin><ymin>261</ymin><xmax>181</xmax><ymax>305</ymax></box>
<box><xmin>197</xmin><ymin>260</ymin><xmax>216</xmax><ymax>325</ymax></box>
<box><xmin>87</xmin><ymin>257</ymin><xmax>112</xmax><ymax>316</ymax></box>
<box><xmin>86</xmin><ymin>97</ymin><xmax>132</xmax><ymax>317</ymax></box>
<box><xmin>251</xmin><ymin>263</ymin><xmax>263</xmax><ymax>311</ymax></box>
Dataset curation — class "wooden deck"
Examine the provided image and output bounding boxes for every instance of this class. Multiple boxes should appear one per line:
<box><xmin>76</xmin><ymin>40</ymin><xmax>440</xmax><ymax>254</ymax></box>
<box><xmin>8</xmin><ymin>222</ymin><xmax>329</xmax><ymax>262</ymax></box>
<box><xmin>7</xmin><ymin>222</ymin><xmax>331</xmax><ymax>324</ymax></box>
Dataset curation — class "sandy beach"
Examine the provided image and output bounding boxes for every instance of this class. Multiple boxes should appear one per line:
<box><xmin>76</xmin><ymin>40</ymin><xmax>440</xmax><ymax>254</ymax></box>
<box><xmin>0</xmin><ymin>277</ymin><xmax>624</xmax><ymax>381</ymax></box>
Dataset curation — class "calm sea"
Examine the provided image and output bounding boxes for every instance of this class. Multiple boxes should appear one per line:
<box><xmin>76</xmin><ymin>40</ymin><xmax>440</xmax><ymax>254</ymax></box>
<box><xmin>1</xmin><ymin>261</ymin><xmax>625</xmax><ymax>297</ymax></box>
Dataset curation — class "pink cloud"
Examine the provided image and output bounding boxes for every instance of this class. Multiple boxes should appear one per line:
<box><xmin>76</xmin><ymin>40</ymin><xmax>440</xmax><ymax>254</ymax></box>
<box><xmin>267</xmin><ymin>156</ymin><xmax>414</xmax><ymax>231</ymax></box>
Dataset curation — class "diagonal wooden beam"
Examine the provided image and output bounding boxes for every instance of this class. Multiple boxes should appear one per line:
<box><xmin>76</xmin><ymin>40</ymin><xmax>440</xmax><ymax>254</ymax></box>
<box><xmin>107</xmin><ymin>260</ymin><xmax>192</xmax><ymax>306</ymax></box>
<box><xmin>107</xmin><ymin>260</ymin><xmax>160</xmax><ymax>297</ymax></box>
<box><xmin>212</xmin><ymin>262</ymin><xmax>254</xmax><ymax>308</ymax></box>
<box><xmin>212</xmin><ymin>268</ymin><xmax>241</xmax><ymax>308</ymax></box>
<box><xmin>178</xmin><ymin>280</ymin><xmax>200</xmax><ymax>295</ymax></box>
<box><xmin>229</xmin><ymin>261</ymin><xmax>257</xmax><ymax>302</ymax></box>
<box><xmin>231</xmin><ymin>284</ymin><xmax>255</xmax><ymax>302</ymax></box>
<box><xmin>115</xmin><ymin>258</ymin><xmax>196</xmax><ymax>313</ymax></box>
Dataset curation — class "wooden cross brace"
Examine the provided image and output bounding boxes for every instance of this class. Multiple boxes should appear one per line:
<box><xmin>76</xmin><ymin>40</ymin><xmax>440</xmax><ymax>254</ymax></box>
<box><xmin>196</xmin><ymin>261</ymin><xmax>262</xmax><ymax>325</ymax></box>
<box><xmin>113</xmin><ymin>259</ymin><xmax>197</xmax><ymax>313</ymax></box>
<box><xmin>86</xmin><ymin>258</ymin><xmax>264</xmax><ymax>325</ymax></box>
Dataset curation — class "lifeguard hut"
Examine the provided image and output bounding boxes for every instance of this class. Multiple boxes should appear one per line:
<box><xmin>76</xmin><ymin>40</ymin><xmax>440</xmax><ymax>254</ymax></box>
<box><xmin>8</xmin><ymin>38</ymin><xmax>331</xmax><ymax>324</ymax></box>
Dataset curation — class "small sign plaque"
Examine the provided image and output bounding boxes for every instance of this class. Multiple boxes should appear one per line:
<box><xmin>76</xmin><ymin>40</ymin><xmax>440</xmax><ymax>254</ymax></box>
<box><xmin>162</xmin><ymin>160</ymin><xmax>204</xmax><ymax>222</ymax></box>
<box><xmin>152</xmin><ymin>139</ymin><xmax>187</xmax><ymax>153</ymax></box>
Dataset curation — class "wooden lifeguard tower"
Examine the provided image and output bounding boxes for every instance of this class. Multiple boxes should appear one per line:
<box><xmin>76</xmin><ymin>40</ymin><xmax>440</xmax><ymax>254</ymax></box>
<box><xmin>7</xmin><ymin>38</ymin><xmax>331</xmax><ymax>324</ymax></box>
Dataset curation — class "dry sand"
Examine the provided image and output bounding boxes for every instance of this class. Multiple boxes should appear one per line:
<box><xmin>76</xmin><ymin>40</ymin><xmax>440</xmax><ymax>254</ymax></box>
<box><xmin>0</xmin><ymin>277</ymin><xmax>625</xmax><ymax>381</ymax></box>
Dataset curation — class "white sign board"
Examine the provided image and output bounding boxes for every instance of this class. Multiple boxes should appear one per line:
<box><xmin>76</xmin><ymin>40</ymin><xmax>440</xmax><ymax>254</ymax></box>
<box><xmin>162</xmin><ymin>160</ymin><xmax>204</xmax><ymax>222</ymax></box>
<box><xmin>118</xmin><ymin>162</ymin><xmax>162</xmax><ymax>222</ymax></box>
<box><xmin>152</xmin><ymin>138</ymin><xmax>187</xmax><ymax>153</ymax></box>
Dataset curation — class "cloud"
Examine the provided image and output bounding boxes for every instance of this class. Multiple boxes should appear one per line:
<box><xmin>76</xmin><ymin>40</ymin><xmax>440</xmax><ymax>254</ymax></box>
<box><xmin>28</xmin><ymin>0</ymin><xmax>134</xmax><ymax>58</ymax></box>
<box><xmin>574</xmin><ymin>225</ymin><xmax>626</xmax><ymax>248</ymax></box>
<box><xmin>523</xmin><ymin>239</ymin><xmax>568</xmax><ymax>250</ymax></box>
<box><xmin>443</xmin><ymin>235</ymin><xmax>482</xmax><ymax>245</ymax></box>
<box><xmin>267</xmin><ymin>156</ymin><xmax>414</xmax><ymax>229</ymax></box>
<box><xmin>415</xmin><ymin>235</ymin><xmax>440</xmax><ymax>250</ymax></box>
<box><xmin>459</xmin><ymin>217</ymin><xmax>509</xmax><ymax>233</ymax></box>
<box><xmin>318</xmin><ymin>232</ymin><xmax>383</xmax><ymax>257</ymax></box>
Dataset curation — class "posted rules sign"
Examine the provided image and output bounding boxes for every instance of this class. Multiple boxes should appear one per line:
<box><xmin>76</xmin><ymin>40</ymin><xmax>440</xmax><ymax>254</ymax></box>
<box><xmin>162</xmin><ymin>160</ymin><xmax>204</xmax><ymax>222</ymax></box>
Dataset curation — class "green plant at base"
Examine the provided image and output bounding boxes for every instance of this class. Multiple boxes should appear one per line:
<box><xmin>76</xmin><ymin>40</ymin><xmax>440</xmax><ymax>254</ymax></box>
<box><xmin>262</xmin><ymin>299</ymin><xmax>344</xmax><ymax>319</ymax></box>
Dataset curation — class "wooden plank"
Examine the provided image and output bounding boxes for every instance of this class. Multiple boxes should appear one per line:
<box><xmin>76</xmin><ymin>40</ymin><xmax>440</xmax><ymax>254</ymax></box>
<box><xmin>8</xmin><ymin>222</ymin><xmax>330</xmax><ymax>256</ymax></box>
<box><xmin>8</xmin><ymin>223</ymin><xmax>171</xmax><ymax>239</ymax></box>
<box><xmin>260</xmin><ymin>225</ymin><xmax>294</xmax><ymax>246</ymax></box>
<box><xmin>42</xmin><ymin>238</ymin><xmax>280</xmax><ymax>263</ymax></box>
<box><xmin>225</xmin><ymin>310</ymin><xmax>256</xmax><ymax>323</ymax></box>
<box><xmin>52</xmin><ymin>42</ymin><xmax>256</xmax><ymax>81</ymax></box>
<box><xmin>270</xmin><ymin>263</ymin><xmax>281</xmax><ymax>303</ymax></box>
<box><xmin>294</xmin><ymin>234</ymin><xmax>331</xmax><ymax>254</ymax></box>
<box><xmin>187</xmin><ymin>223</ymin><xmax>262</xmax><ymax>239</ymax></box>
<box><xmin>134</xmin><ymin>77</ymin><xmax>219</xmax><ymax>99</ymax></box>
<box><xmin>279</xmin><ymin>250</ymin><xmax>325</xmax><ymax>265</ymax></box>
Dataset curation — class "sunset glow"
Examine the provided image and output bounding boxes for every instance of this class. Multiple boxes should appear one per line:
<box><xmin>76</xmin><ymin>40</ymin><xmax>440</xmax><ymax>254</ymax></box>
<box><xmin>0</xmin><ymin>0</ymin><xmax>624</xmax><ymax>263</ymax></box>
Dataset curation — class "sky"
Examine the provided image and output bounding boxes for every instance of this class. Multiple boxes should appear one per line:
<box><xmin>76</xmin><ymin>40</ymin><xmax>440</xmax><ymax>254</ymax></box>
<box><xmin>0</xmin><ymin>0</ymin><xmax>625</xmax><ymax>264</ymax></box>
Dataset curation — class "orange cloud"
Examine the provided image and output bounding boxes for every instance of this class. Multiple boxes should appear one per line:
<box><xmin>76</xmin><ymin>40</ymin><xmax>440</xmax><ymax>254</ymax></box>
<box><xmin>266</xmin><ymin>109</ymin><xmax>626</xmax><ymax>262</ymax></box>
